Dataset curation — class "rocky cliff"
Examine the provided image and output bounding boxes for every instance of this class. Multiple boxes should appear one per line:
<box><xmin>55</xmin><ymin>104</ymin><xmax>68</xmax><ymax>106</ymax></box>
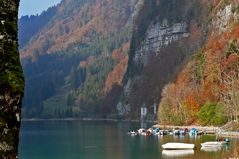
<box><xmin>19</xmin><ymin>0</ymin><xmax>239</xmax><ymax>124</ymax></box>
<box><xmin>119</xmin><ymin>0</ymin><xmax>209</xmax><ymax>119</ymax></box>
<box><xmin>120</xmin><ymin>0</ymin><xmax>239</xmax><ymax>124</ymax></box>
<box><xmin>0</xmin><ymin>0</ymin><xmax>24</xmax><ymax>158</ymax></box>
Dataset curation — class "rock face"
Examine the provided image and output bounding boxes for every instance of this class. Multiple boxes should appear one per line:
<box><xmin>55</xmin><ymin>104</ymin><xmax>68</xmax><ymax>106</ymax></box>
<box><xmin>212</xmin><ymin>3</ymin><xmax>239</xmax><ymax>32</ymax></box>
<box><xmin>134</xmin><ymin>19</ymin><xmax>189</xmax><ymax>65</ymax></box>
<box><xmin>0</xmin><ymin>0</ymin><xmax>24</xmax><ymax>158</ymax></box>
<box><xmin>120</xmin><ymin>0</ymin><xmax>239</xmax><ymax>125</ymax></box>
<box><xmin>118</xmin><ymin>0</ymin><xmax>209</xmax><ymax>119</ymax></box>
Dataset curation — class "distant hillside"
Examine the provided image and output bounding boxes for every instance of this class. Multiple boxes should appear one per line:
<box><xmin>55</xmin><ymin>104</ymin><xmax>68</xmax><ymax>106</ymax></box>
<box><xmin>18</xmin><ymin>6</ymin><xmax>57</xmax><ymax>48</ymax></box>
<box><xmin>20</xmin><ymin>0</ymin><xmax>139</xmax><ymax>118</ymax></box>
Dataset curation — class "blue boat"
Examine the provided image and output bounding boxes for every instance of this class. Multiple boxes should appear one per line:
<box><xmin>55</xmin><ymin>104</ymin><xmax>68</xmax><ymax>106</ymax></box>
<box><xmin>189</xmin><ymin>128</ymin><xmax>197</xmax><ymax>136</ymax></box>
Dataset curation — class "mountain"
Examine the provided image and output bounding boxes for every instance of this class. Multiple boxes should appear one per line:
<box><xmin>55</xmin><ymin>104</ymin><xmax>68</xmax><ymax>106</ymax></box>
<box><xmin>158</xmin><ymin>0</ymin><xmax>239</xmax><ymax>126</ymax></box>
<box><xmin>120</xmin><ymin>0</ymin><xmax>210</xmax><ymax>120</ymax></box>
<box><xmin>20</xmin><ymin>0</ymin><xmax>140</xmax><ymax>118</ymax></box>
<box><xmin>20</xmin><ymin>0</ymin><xmax>239</xmax><ymax>125</ymax></box>
<box><xmin>0</xmin><ymin>0</ymin><xmax>24</xmax><ymax>158</ymax></box>
<box><xmin>122</xmin><ymin>0</ymin><xmax>239</xmax><ymax>125</ymax></box>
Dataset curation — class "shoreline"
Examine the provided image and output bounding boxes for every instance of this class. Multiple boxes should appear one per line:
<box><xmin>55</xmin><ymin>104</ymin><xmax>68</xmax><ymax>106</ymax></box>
<box><xmin>21</xmin><ymin>118</ymin><xmax>157</xmax><ymax>123</ymax></box>
<box><xmin>20</xmin><ymin>119</ymin><xmax>239</xmax><ymax>137</ymax></box>
<box><xmin>153</xmin><ymin>124</ymin><xmax>239</xmax><ymax>138</ymax></box>
<box><xmin>153</xmin><ymin>124</ymin><xmax>220</xmax><ymax>133</ymax></box>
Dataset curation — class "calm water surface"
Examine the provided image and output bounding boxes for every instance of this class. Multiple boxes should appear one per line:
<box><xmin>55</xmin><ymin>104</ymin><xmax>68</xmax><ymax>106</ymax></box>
<box><xmin>19</xmin><ymin>120</ymin><xmax>239</xmax><ymax>159</ymax></box>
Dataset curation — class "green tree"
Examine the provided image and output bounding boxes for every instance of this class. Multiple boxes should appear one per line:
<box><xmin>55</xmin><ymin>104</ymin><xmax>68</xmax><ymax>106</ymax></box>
<box><xmin>198</xmin><ymin>103</ymin><xmax>227</xmax><ymax>126</ymax></box>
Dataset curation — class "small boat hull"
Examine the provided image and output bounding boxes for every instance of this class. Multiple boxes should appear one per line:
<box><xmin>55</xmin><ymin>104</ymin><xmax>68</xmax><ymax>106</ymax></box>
<box><xmin>162</xmin><ymin>143</ymin><xmax>195</xmax><ymax>150</ymax></box>
<box><xmin>127</xmin><ymin>131</ymin><xmax>138</xmax><ymax>136</ymax></box>
<box><xmin>201</xmin><ymin>146</ymin><xmax>222</xmax><ymax>152</ymax></box>
<box><xmin>201</xmin><ymin>142</ymin><xmax>223</xmax><ymax>147</ymax></box>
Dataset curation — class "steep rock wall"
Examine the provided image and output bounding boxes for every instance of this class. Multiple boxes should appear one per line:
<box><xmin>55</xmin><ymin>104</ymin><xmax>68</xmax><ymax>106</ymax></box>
<box><xmin>119</xmin><ymin>0</ymin><xmax>211</xmax><ymax>119</ymax></box>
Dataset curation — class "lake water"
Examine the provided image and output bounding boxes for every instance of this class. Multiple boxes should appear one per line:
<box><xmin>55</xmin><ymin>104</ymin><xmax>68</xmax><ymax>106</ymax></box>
<box><xmin>19</xmin><ymin>120</ymin><xmax>239</xmax><ymax>159</ymax></box>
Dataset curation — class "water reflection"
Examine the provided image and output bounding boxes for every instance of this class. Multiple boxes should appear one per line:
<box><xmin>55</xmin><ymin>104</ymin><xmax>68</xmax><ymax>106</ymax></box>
<box><xmin>162</xmin><ymin>150</ymin><xmax>194</xmax><ymax>157</ymax></box>
<box><xmin>140</xmin><ymin>122</ymin><xmax>147</xmax><ymax>129</ymax></box>
<box><xmin>19</xmin><ymin>121</ymin><xmax>239</xmax><ymax>159</ymax></box>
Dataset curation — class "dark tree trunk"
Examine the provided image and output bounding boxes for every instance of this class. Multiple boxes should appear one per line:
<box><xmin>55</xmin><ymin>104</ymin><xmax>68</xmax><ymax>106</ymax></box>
<box><xmin>0</xmin><ymin>0</ymin><xmax>24</xmax><ymax>158</ymax></box>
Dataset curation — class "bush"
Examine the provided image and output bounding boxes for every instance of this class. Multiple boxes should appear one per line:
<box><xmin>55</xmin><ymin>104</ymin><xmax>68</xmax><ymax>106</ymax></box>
<box><xmin>198</xmin><ymin>103</ymin><xmax>227</xmax><ymax>126</ymax></box>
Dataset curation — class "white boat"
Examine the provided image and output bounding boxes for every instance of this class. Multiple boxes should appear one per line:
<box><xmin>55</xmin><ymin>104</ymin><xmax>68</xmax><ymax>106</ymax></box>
<box><xmin>127</xmin><ymin>131</ymin><xmax>137</xmax><ymax>136</ymax></box>
<box><xmin>137</xmin><ymin>128</ymin><xmax>145</xmax><ymax>134</ymax></box>
<box><xmin>201</xmin><ymin>146</ymin><xmax>222</xmax><ymax>152</ymax></box>
<box><xmin>162</xmin><ymin>150</ymin><xmax>194</xmax><ymax>157</ymax></box>
<box><xmin>162</xmin><ymin>143</ymin><xmax>195</xmax><ymax>150</ymax></box>
<box><xmin>180</xmin><ymin>130</ymin><xmax>186</xmax><ymax>135</ymax></box>
<box><xmin>201</xmin><ymin>141</ymin><xmax>223</xmax><ymax>147</ymax></box>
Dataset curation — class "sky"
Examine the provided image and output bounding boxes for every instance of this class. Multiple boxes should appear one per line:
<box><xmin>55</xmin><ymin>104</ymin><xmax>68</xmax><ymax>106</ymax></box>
<box><xmin>19</xmin><ymin>0</ymin><xmax>62</xmax><ymax>17</ymax></box>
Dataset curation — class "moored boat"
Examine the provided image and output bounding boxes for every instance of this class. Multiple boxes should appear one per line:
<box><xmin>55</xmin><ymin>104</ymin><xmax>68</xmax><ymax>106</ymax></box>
<box><xmin>153</xmin><ymin>128</ymin><xmax>160</xmax><ymax>135</ymax></box>
<box><xmin>159</xmin><ymin>130</ymin><xmax>169</xmax><ymax>136</ymax></box>
<box><xmin>173</xmin><ymin>130</ymin><xmax>180</xmax><ymax>135</ymax></box>
<box><xmin>201</xmin><ymin>141</ymin><xmax>223</xmax><ymax>147</ymax></box>
<box><xmin>201</xmin><ymin>146</ymin><xmax>222</xmax><ymax>152</ymax></box>
<box><xmin>127</xmin><ymin>131</ymin><xmax>138</xmax><ymax>136</ymax></box>
<box><xmin>137</xmin><ymin>128</ymin><xmax>146</xmax><ymax>134</ymax></box>
<box><xmin>180</xmin><ymin>130</ymin><xmax>186</xmax><ymax>135</ymax></box>
<box><xmin>162</xmin><ymin>143</ymin><xmax>195</xmax><ymax>150</ymax></box>
<box><xmin>189</xmin><ymin>128</ymin><xmax>197</xmax><ymax>136</ymax></box>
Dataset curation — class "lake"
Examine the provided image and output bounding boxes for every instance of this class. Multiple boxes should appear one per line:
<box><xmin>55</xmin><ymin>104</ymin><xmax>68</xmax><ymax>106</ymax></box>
<box><xmin>19</xmin><ymin>120</ymin><xmax>239</xmax><ymax>159</ymax></box>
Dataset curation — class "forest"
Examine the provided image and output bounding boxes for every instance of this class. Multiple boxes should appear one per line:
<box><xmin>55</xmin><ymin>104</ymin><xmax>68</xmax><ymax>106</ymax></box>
<box><xmin>19</xmin><ymin>0</ymin><xmax>137</xmax><ymax>118</ymax></box>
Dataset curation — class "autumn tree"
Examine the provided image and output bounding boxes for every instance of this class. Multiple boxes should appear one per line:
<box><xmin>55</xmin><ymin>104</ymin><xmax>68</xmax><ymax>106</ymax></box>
<box><xmin>218</xmin><ymin>38</ymin><xmax>239</xmax><ymax>122</ymax></box>
<box><xmin>220</xmin><ymin>53</ymin><xmax>239</xmax><ymax>122</ymax></box>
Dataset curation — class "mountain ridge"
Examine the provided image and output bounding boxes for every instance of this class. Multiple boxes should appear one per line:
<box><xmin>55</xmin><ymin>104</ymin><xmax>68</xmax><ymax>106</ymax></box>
<box><xmin>20</xmin><ymin>0</ymin><xmax>239</xmax><ymax>126</ymax></box>
<box><xmin>20</xmin><ymin>0</ymin><xmax>139</xmax><ymax>118</ymax></box>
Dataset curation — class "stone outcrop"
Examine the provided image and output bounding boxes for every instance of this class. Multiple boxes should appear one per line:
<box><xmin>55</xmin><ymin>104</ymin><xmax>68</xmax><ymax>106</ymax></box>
<box><xmin>134</xmin><ymin>19</ymin><xmax>189</xmax><ymax>65</ymax></box>
<box><xmin>117</xmin><ymin>19</ymin><xmax>190</xmax><ymax>117</ymax></box>
<box><xmin>0</xmin><ymin>0</ymin><xmax>24</xmax><ymax>158</ymax></box>
<box><xmin>118</xmin><ymin>0</ymin><xmax>210</xmax><ymax>119</ymax></box>
<box><xmin>212</xmin><ymin>4</ymin><xmax>239</xmax><ymax>32</ymax></box>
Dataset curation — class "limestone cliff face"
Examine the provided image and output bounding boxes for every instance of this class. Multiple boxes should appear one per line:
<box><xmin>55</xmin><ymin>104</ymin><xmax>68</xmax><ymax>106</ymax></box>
<box><xmin>118</xmin><ymin>0</ymin><xmax>210</xmax><ymax>119</ymax></box>
<box><xmin>119</xmin><ymin>0</ymin><xmax>239</xmax><ymax>124</ymax></box>
<box><xmin>134</xmin><ymin>20</ymin><xmax>190</xmax><ymax>65</ymax></box>
<box><xmin>0</xmin><ymin>0</ymin><xmax>24</xmax><ymax>158</ymax></box>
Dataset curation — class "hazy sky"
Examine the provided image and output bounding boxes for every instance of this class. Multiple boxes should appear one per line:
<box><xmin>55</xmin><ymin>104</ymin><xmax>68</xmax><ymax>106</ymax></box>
<box><xmin>19</xmin><ymin>0</ymin><xmax>62</xmax><ymax>17</ymax></box>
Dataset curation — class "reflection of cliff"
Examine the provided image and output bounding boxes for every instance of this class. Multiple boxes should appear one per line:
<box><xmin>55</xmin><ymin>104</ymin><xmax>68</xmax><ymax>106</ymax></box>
<box><xmin>104</xmin><ymin>123</ymin><xmax>126</xmax><ymax>159</ymax></box>
<box><xmin>135</xmin><ymin>19</ymin><xmax>189</xmax><ymax>65</ymax></box>
<box><xmin>0</xmin><ymin>0</ymin><xmax>24</xmax><ymax>158</ymax></box>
